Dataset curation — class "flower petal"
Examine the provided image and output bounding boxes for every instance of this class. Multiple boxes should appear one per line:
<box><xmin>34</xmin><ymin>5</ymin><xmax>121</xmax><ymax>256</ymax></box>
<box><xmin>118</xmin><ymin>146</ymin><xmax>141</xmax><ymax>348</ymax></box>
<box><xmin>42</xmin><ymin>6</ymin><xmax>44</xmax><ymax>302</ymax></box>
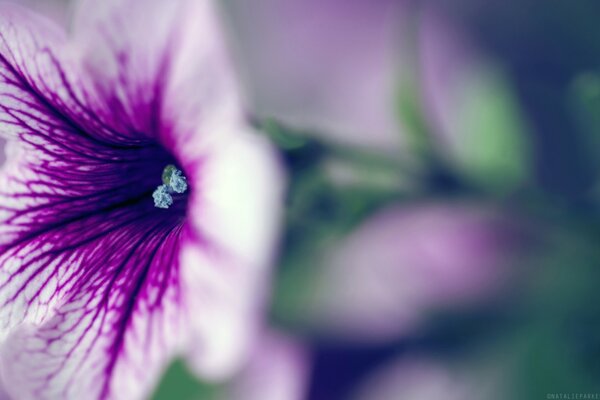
<box><xmin>224</xmin><ymin>0</ymin><xmax>406</xmax><ymax>150</ymax></box>
<box><xmin>0</xmin><ymin>3</ymin><xmax>155</xmax><ymax>147</ymax></box>
<box><xmin>0</xmin><ymin>138</ymin><xmax>5</xmax><ymax>166</ymax></box>
<box><xmin>0</xmin><ymin>2</ymin><xmax>274</xmax><ymax>399</ymax></box>
<box><xmin>71</xmin><ymin>0</ymin><xmax>242</xmax><ymax>146</ymax></box>
<box><xmin>0</xmin><ymin>52</ymin><xmax>186</xmax><ymax>395</ymax></box>
<box><xmin>0</xmin><ymin>216</ymin><xmax>186</xmax><ymax>400</ymax></box>
<box><xmin>298</xmin><ymin>203</ymin><xmax>521</xmax><ymax>342</ymax></box>
<box><xmin>0</xmin><ymin>59</ymin><xmax>185</xmax><ymax>397</ymax></box>
<box><xmin>182</xmin><ymin>126</ymin><xmax>285</xmax><ymax>379</ymax></box>
<box><xmin>0</xmin><ymin>3</ymin><xmax>170</xmax><ymax>336</ymax></box>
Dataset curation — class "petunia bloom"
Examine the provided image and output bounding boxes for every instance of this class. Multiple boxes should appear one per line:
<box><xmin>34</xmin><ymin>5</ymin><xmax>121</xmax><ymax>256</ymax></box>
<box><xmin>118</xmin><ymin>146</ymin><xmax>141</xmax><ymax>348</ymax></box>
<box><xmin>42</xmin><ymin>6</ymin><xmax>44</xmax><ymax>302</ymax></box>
<box><xmin>0</xmin><ymin>0</ymin><xmax>283</xmax><ymax>399</ymax></box>
<box><xmin>295</xmin><ymin>203</ymin><xmax>523</xmax><ymax>342</ymax></box>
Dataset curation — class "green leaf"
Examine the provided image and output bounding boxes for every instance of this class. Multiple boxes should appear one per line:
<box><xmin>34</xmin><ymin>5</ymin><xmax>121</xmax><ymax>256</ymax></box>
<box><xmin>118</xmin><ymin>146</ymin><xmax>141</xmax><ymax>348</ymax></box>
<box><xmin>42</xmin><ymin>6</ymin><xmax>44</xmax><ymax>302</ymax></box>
<box><xmin>261</xmin><ymin>118</ymin><xmax>307</xmax><ymax>150</ymax></box>
<box><xmin>150</xmin><ymin>359</ymin><xmax>222</xmax><ymax>400</ymax></box>
<box><xmin>451</xmin><ymin>65</ymin><xmax>532</xmax><ymax>194</ymax></box>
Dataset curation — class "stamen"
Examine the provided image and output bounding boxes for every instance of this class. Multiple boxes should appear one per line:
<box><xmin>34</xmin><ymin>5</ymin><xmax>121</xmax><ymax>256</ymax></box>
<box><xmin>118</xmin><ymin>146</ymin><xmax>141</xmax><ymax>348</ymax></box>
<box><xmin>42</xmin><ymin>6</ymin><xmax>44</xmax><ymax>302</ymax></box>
<box><xmin>153</xmin><ymin>165</ymin><xmax>188</xmax><ymax>209</ymax></box>
<box><xmin>169</xmin><ymin>169</ymin><xmax>188</xmax><ymax>194</ymax></box>
<box><xmin>153</xmin><ymin>185</ymin><xmax>173</xmax><ymax>209</ymax></box>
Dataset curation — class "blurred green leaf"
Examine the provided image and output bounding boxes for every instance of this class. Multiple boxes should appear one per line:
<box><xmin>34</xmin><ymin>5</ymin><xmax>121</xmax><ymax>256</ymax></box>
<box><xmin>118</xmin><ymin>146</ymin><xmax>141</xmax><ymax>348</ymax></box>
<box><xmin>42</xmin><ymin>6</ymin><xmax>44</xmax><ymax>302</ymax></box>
<box><xmin>150</xmin><ymin>359</ymin><xmax>221</xmax><ymax>400</ymax></box>
<box><xmin>396</xmin><ymin>75</ymin><xmax>434</xmax><ymax>160</ymax></box>
<box><xmin>261</xmin><ymin>118</ymin><xmax>308</xmax><ymax>150</ymax></box>
<box><xmin>452</xmin><ymin>65</ymin><xmax>532</xmax><ymax>194</ymax></box>
<box><xmin>512</xmin><ymin>228</ymin><xmax>600</xmax><ymax>397</ymax></box>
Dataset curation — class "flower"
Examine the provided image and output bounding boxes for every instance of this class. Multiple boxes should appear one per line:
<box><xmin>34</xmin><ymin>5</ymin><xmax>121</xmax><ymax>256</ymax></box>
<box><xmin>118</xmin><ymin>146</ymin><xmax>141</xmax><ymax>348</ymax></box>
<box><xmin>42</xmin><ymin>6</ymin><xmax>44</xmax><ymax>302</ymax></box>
<box><xmin>225</xmin><ymin>1</ymin><xmax>530</xmax><ymax>190</ymax></box>
<box><xmin>293</xmin><ymin>203</ymin><xmax>523</xmax><ymax>342</ymax></box>
<box><xmin>223</xmin><ymin>0</ymin><xmax>406</xmax><ymax>151</ymax></box>
<box><xmin>0</xmin><ymin>1</ymin><xmax>283</xmax><ymax>399</ymax></box>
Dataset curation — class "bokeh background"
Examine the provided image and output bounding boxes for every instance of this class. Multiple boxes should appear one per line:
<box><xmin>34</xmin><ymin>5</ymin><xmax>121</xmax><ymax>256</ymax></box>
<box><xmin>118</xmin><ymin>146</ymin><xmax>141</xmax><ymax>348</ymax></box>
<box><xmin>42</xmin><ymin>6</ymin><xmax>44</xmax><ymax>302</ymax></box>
<box><xmin>3</xmin><ymin>0</ymin><xmax>600</xmax><ymax>399</ymax></box>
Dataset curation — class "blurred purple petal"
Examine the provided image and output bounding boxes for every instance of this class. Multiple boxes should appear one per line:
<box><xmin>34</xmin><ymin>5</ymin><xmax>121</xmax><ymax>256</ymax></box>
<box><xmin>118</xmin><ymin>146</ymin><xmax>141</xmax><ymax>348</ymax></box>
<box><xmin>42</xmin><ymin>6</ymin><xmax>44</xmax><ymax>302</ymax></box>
<box><xmin>224</xmin><ymin>0</ymin><xmax>407</xmax><ymax>151</ymax></box>
<box><xmin>303</xmin><ymin>203</ymin><xmax>522</xmax><ymax>342</ymax></box>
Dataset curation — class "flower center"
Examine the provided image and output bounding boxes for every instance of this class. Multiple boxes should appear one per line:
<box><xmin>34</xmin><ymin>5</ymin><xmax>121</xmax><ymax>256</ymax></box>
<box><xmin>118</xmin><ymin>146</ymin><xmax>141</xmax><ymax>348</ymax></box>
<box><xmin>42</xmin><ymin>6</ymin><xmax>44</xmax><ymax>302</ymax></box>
<box><xmin>153</xmin><ymin>164</ymin><xmax>188</xmax><ymax>209</ymax></box>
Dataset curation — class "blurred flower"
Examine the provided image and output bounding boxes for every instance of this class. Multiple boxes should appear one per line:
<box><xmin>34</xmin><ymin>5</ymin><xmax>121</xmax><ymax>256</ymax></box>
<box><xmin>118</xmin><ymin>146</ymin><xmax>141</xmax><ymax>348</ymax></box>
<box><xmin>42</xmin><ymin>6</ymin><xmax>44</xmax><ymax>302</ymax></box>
<box><xmin>221</xmin><ymin>331</ymin><xmax>310</xmax><ymax>400</ymax></box>
<box><xmin>225</xmin><ymin>1</ymin><xmax>531</xmax><ymax>192</ymax></box>
<box><xmin>296</xmin><ymin>203</ymin><xmax>523</xmax><ymax>342</ymax></box>
<box><xmin>223</xmin><ymin>0</ymin><xmax>407</xmax><ymax>152</ymax></box>
<box><xmin>0</xmin><ymin>1</ymin><xmax>283</xmax><ymax>399</ymax></box>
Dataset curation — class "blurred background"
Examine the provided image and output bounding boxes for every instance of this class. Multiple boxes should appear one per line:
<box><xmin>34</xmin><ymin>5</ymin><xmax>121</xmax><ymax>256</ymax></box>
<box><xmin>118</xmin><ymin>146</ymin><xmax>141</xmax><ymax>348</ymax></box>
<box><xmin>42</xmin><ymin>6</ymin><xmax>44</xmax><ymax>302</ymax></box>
<box><xmin>4</xmin><ymin>0</ymin><xmax>600</xmax><ymax>399</ymax></box>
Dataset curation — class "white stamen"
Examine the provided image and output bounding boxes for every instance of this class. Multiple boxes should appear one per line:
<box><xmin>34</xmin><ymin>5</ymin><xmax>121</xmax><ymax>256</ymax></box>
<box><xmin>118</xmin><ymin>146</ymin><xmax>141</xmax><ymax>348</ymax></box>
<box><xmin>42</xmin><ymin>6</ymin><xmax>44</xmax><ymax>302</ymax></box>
<box><xmin>153</xmin><ymin>184</ymin><xmax>173</xmax><ymax>209</ymax></box>
<box><xmin>169</xmin><ymin>169</ymin><xmax>188</xmax><ymax>194</ymax></box>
